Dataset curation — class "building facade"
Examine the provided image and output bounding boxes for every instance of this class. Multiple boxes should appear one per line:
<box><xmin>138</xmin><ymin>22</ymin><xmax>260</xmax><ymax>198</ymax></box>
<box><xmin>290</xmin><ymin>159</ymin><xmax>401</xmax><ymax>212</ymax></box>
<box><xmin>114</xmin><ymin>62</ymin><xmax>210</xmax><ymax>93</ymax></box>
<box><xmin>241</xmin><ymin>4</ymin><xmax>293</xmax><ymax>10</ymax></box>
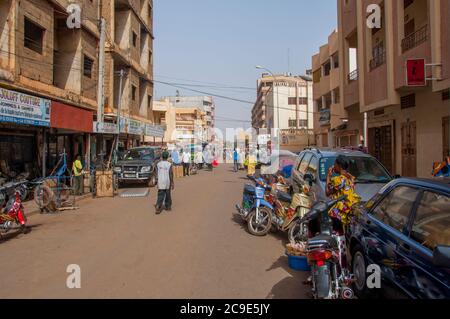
<box><xmin>165</xmin><ymin>96</ymin><xmax>215</xmax><ymax>142</ymax></box>
<box><xmin>252</xmin><ymin>74</ymin><xmax>314</xmax><ymax>132</ymax></box>
<box><xmin>337</xmin><ymin>0</ymin><xmax>450</xmax><ymax>177</ymax></box>
<box><xmin>0</xmin><ymin>0</ymin><xmax>159</xmax><ymax>181</ymax></box>
<box><xmin>312</xmin><ymin>30</ymin><xmax>359</xmax><ymax>148</ymax></box>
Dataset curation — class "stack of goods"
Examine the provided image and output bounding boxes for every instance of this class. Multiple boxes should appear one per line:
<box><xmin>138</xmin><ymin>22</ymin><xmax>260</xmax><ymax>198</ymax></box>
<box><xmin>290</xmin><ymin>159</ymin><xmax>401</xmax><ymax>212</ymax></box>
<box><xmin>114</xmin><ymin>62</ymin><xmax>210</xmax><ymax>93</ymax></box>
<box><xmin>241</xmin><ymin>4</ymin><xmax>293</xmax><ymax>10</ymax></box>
<box><xmin>286</xmin><ymin>242</ymin><xmax>307</xmax><ymax>257</ymax></box>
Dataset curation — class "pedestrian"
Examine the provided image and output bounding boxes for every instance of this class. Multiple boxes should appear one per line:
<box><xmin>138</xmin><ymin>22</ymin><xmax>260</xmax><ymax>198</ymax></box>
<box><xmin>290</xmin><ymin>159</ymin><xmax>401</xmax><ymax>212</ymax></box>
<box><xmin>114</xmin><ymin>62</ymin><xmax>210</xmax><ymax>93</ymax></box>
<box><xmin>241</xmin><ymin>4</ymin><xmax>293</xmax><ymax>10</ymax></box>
<box><xmin>72</xmin><ymin>154</ymin><xmax>84</xmax><ymax>196</ymax></box>
<box><xmin>233</xmin><ymin>148</ymin><xmax>239</xmax><ymax>172</ymax></box>
<box><xmin>155</xmin><ymin>151</ymin><xmax>174</xmax><ymax>214</ymax></box>
<box><xmin>195</xmin><ymin>149</ymin><xmax>204</xmax><ymax>169</ymax></box>
<box><xmin>171</xmin><ymin>148</ymin><xmax>180</xmax><ymax>166</ymax></box>
<box><xmin>238</xmin><ymin>149</ymin><xmax>245</xmax><ymax>170</ymax></box>
<box><xmin>182</xmin><ymin>149</ymin><xmax>191</xmax><ymax>176</ymax></box>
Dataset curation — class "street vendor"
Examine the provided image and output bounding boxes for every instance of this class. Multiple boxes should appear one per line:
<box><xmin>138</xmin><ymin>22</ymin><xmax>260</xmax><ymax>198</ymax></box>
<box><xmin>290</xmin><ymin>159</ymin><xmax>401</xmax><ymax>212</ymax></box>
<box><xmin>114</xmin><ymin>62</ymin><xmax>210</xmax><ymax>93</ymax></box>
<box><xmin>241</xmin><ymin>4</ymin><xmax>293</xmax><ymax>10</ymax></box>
<box><xmin>325</xmin><ymin>155</ymin><xmax>361</xmax><ymax>226</ymax></box>
<box><xmin>72</xmin><ymin>154</ymin><xmax>84</xmax><ymax>196</ymax></box>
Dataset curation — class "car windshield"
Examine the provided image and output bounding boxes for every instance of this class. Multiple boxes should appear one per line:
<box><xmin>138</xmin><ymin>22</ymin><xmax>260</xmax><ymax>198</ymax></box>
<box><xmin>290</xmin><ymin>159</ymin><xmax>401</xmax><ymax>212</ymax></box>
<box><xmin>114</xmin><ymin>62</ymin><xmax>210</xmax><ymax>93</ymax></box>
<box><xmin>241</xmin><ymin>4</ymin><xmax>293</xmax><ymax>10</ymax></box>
<box><xmin>319</xmin><ymin>156</ymin><xmax>392</xmax><ymax>183</ymax></box>
<box><xmin>122</xmin><ymin>149</ymin><xmax>155</xmax><ymax>161</ymax></box>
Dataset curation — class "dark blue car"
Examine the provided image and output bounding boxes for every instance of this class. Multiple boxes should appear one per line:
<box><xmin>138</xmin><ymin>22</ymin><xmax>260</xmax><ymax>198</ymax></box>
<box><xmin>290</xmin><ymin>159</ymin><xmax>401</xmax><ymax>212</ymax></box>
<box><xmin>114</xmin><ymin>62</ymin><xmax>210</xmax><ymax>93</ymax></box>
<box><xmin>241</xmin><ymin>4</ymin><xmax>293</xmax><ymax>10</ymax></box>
<box><xmin>347</xmin><ymin>178</ymin><xmax>450</xmax><ymax>299</ymax></box>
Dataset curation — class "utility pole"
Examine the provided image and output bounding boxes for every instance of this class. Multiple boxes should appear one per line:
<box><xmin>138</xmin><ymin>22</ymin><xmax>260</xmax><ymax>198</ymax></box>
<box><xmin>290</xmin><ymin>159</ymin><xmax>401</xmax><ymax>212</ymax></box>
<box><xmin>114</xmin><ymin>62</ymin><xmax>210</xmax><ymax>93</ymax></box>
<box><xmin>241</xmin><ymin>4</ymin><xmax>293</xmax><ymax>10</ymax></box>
<box><xmin>97</xmin><ymin>17</ymin><xmax>106</xmax><ymax>124</ymax></box>
<box><xmin>115</xmin><ymin>69</ymin><xmax>125</xmax><ymax>155</ymax></box>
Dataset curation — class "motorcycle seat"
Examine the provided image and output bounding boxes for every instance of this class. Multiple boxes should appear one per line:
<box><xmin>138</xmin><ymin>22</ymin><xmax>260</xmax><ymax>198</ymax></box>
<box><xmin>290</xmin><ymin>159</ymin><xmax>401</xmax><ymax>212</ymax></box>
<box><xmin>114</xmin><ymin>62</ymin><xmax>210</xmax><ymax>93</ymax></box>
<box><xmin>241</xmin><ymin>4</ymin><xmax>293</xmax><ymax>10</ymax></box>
<box><xmin>277</xmin><ymin>191</ymin><xmax>292</xmax><ymax>203</ymax></box>
<box><xmin>307</xmin><ymin>235</ymin><xmax>337</xmax><ymax>249</ymax></box>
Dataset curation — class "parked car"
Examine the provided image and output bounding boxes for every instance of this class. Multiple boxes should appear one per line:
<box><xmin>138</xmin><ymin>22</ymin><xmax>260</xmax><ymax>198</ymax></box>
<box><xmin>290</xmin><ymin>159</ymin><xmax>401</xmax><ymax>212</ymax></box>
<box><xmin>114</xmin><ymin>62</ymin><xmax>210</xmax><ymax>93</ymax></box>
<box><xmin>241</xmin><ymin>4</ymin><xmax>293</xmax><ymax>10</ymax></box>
<box><xmin>347</xmin><ymin>178</ymin><xmax>450</xmax><ymax>299</ymax></box>
<box><xmin>114</xmin><ymin>147</ymin><xmax>162</xmax><ymax>187</ymax></box>
<box><xmin>290</xmin><ymin>148</ymin><xmax>393</xmax><ymax>202</ymax></box>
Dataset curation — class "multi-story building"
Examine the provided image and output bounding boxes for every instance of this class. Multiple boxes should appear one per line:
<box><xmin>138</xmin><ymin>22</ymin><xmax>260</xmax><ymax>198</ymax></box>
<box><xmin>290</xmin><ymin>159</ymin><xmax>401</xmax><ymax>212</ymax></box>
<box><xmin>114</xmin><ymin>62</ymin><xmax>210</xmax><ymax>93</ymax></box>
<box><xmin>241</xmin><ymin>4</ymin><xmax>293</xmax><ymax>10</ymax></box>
<box><xmin>166</xmin><ymin>96</ymin><xmax>215</xmax><ymax>142</ymax></box>
<box><xmin>337</xmin><ymin>0</ymin><xmax>450</xmax><ymax>177</ymax></box>
<box><xmin>0</xmin><ymin>0</ymin><xmax>158</xmax><ymax>179</ymax></box>
<box><xmin>252</xmin><ymin>74</ymin><xmax>314</xmax><ymax>132</ymax></box>
<box><xmin>174</xmin><ymin>107</ymin><xmax>206</xmax><ymax>144</ymax></box>
<box><xmin>312</xmin><ymin>30</ymin><xmax>357</xmax><ymax>147</ymax></box>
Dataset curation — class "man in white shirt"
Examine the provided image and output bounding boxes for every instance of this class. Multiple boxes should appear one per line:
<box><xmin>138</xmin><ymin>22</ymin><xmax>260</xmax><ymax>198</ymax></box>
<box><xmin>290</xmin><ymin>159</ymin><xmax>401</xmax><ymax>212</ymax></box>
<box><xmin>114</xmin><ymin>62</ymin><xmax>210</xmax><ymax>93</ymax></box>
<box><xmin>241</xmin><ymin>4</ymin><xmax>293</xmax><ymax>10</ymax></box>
<box><xmin>182</xmin><ymin>149</ymin><xmax>191</xmax><ymax>176</ymax></box>
<box><xmin>155</xmin><ymin>151</ymin><xmax>174</xmax><ymax>214</ymax></box>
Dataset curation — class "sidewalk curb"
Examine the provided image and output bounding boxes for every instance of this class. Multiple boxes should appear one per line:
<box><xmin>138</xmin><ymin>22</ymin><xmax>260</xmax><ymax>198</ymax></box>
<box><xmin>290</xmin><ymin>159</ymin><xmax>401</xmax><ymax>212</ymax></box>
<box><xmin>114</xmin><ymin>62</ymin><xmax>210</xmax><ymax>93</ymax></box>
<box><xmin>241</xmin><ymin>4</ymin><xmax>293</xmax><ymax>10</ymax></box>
<box><xmin>26</xmin><ymin>193</ymin><xmax>94</xmax><ymax>218</ymax></box>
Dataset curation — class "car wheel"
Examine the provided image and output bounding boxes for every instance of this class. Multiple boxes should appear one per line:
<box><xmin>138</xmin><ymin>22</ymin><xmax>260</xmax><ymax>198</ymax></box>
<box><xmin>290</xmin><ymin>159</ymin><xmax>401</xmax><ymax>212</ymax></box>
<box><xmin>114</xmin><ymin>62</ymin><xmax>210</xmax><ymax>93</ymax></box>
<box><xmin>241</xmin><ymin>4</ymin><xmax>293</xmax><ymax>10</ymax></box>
<box><xmin>352</xmin><ymin>244</ymin><xmax>373</xmax><ymax>299</ymax></box>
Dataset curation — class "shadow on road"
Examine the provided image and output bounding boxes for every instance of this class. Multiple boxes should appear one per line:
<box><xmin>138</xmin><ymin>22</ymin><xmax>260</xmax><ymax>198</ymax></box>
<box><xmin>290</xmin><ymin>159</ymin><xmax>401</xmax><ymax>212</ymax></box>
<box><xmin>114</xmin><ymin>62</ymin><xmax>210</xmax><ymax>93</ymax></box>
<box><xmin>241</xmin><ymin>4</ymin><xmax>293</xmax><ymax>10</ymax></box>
<box><xmin>265</xmin><ymin>255</ymin><xmax>310</xmax><ymax>299</ymax></box>
<box><xmin>0</xmin><ymin>224</ymin><xmax>41</xmax><ymax>243</ymax></box>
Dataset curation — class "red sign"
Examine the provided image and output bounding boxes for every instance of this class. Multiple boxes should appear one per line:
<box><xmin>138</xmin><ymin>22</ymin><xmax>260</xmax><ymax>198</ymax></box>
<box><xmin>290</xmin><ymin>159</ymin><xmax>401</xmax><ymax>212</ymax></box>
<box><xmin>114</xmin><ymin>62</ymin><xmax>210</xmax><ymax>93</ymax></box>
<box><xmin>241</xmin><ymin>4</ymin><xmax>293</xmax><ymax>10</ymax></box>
<box><xmin>406</xmin><ymin>59</ymin><xmax>426</xmax><ymax>86</ymax></box>
<box><xmin>51</xmin><ymin>102</ymin><xmax>93</xmax><ymax>133</ymax></box>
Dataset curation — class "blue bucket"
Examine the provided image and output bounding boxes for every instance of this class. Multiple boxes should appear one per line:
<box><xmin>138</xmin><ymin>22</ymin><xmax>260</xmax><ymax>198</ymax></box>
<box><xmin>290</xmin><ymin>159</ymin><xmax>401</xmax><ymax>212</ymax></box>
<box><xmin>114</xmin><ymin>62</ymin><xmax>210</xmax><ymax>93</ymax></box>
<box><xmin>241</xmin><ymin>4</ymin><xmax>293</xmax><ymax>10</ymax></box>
<box><xmin>287</xmin><ymin>254</ymin><xmax>311</xmax><ymax>271</ymax></box>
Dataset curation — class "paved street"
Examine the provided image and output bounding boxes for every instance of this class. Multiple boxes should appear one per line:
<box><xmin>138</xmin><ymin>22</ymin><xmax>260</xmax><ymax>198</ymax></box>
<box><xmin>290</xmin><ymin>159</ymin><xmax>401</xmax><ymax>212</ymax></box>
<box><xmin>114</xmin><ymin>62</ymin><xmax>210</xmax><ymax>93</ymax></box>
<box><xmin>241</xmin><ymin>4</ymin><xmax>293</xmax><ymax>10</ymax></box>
<box><xmin>0</xmin><ymin>165</ymin><xmax>309</xmax><ymax>299</ymax></box>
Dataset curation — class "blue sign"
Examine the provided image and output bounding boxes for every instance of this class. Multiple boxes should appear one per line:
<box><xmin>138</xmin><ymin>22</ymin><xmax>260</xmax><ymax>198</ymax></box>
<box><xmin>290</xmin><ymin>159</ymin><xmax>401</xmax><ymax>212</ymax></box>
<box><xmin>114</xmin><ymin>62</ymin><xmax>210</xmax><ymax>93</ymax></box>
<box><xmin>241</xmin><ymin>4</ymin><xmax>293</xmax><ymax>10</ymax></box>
<box><xmin>0</xmin><ymin>88</ymin><xmax>51</xmax><ymax>127</ymax></box>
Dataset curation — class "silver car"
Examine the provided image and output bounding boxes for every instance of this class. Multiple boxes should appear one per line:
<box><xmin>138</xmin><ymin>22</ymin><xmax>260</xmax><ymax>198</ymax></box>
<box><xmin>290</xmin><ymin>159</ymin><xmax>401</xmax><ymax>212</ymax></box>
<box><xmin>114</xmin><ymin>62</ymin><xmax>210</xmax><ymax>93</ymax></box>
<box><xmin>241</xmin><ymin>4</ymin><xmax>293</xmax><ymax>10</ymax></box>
<box><xmin>290</xmin><ymin>148</ymin><xmax>394</xmax><ymax>202</ymax></box>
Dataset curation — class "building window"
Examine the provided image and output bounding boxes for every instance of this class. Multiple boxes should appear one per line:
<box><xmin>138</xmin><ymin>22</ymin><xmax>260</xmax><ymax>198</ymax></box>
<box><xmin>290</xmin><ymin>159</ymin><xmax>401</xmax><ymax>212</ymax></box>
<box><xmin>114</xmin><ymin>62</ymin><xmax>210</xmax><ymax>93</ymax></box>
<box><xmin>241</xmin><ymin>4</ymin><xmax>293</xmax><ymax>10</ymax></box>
<box><xmin>323</xmin><ymin>61</ymin><xmax>331</xmax><ymax>76</ymax></box>
<box><xmin>83</xmin><ymin>55</ymin><xmax>94</xmax><ymax>78</ymax></box>
<box><xmin>442</xmin><ymin>90</ymin><xmax>449</xmax><ymax>101</ymax></box>
<box><xmin>24</xmin><ymin>17</ymin><xmax>45</xmax><ymax>54</ymax></box>
<box><xmin>401</xmin><ymin>93</ymin><xmax>416</xmax><ymax>109</ymax></box>
<box><xmin>299</xmin><ymin>120</ymin><xmax>308</xmax><ymax>127</ymax></box>
<box><xmin>332</xmin><ymin>53</ymin><xmax>339</xmax><ymax>69</ymax></box>
<box><xmin>288</xmin><ymin>119</ymin><xmax>297</xmax><ymax>128</ymax></box>
<box><xmin>288</xmin><ymin>97</ymin><xmax>296</xmax><ymax>105</ymax></box>
<box><xmin>131</xmin><ymin>85</ymin><xmax>137</xmax><ymax>101</ymax></box>
<box><xmin>132</xmin><ymin>31</ymin><xmax>137</xmax><ymax>47</ymax></box>
<box><xmin>299</xmin><ymin>97</ymin><xmax>308</xmax><ymax>105</ymax></box>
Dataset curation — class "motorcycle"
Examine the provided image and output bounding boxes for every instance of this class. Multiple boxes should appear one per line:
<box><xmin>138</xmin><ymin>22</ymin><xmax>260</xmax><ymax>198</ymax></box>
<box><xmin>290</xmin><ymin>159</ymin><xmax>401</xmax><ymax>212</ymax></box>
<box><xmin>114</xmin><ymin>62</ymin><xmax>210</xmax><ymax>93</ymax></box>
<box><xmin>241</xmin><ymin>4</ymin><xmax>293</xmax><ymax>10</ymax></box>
<box><xmin>299</xmin><ymin>196</ymin><xmax>355</xmax><ymax>299</ymax></box>
<box><xmin>0</xmin><ymin>189</ymin><xmax>28</xmax><ymax>236</ymax></box>
<box><xmin>267</xmin><ymin>187</ymin><xmax>311</xmax><ymax>243</ymax></box>
<box><xmin>235</xmin><ymin>176</ymin><xmax>274</xmax><ymax>236</ymax></box>
<box><xmin>236</xmin><ymin>175</ymin><xmax>311</xmax><ymax>241</ymax></box>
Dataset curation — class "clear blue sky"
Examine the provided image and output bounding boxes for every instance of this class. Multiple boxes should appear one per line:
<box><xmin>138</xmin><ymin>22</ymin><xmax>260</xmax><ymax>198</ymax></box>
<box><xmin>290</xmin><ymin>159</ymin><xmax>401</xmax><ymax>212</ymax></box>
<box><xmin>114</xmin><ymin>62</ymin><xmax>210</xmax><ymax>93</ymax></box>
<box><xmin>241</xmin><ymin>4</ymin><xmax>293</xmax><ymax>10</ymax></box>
<box><xmin>154</xmin><ymin>0</ymin><xmax>337</xmax><ymax>131</ymax></box>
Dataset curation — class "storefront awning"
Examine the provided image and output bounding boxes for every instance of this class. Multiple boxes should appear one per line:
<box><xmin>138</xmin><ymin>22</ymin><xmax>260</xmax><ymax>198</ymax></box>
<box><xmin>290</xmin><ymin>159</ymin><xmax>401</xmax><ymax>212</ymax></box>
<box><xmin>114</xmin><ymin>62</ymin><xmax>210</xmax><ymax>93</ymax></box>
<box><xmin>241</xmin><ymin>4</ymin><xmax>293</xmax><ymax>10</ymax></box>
<box><xmin>51</xmin><ymin>102</ymin><xmax>93</xmax><ymax>133</ymax></box>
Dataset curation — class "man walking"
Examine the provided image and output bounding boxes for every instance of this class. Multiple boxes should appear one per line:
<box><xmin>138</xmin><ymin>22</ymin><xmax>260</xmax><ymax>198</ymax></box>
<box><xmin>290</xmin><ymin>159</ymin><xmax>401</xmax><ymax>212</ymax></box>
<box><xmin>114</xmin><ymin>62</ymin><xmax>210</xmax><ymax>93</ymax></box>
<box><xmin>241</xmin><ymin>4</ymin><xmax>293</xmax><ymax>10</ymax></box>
<box><xmin>233</xmin><ymin>148</ymin><xmax>239</xmax><ymax>172</ymax></box>
<box><xmin>72</xmin><ymin>154</ymin><xmax>84</xmax><ymax>196</ymax></box>
<box><xmin>182</xmin><ymin>149</ymin><xmax>191</xmax><ymax>176</ymax></box>
<box><xmin>155</xmin><ymin>151</ymin><xmax>174</xmax><ymax>214</ymax></box>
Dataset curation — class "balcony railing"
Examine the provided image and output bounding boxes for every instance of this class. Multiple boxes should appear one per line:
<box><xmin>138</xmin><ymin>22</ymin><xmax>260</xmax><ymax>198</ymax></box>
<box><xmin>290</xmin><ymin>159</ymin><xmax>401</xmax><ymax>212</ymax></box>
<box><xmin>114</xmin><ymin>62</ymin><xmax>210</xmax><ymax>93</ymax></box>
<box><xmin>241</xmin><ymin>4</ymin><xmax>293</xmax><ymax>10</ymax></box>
<box><xmin>348</xmin><ymin>69</ymin><xmax>358</xmax><ymax>82</ymax></box>
<box><xmin>402</xmin><ymin>24</ymin><xmax>428</xmax><ymax>53</ymax></box>
<box><xmin>370</xmin><ymin>49</ymin><xmax>386</xmax><ymax>71</ymax></box>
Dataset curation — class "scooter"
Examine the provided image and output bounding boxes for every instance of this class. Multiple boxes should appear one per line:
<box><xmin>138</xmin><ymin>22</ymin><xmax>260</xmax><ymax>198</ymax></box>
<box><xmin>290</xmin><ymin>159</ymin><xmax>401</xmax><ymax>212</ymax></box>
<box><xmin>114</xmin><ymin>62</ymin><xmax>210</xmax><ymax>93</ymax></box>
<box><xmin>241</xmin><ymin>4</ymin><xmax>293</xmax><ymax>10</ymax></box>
<box><xmin>267</xmin><ymin>187</ymin><xmax>312</xmax><ymax>243</ymax></box>
<box><xmin>0</xmin><ymin>189</ymin><xmax>28</xmax><ymax>236</ymax></box>
<box><xmin>299</xmin><ymin>196</ymin><xmax>355</xmax><ymax>299</ymax></box>
<box><xmin>235</xmin><ymin>176</ymin><xmax>274</xmax><ymax>236</ymax></box>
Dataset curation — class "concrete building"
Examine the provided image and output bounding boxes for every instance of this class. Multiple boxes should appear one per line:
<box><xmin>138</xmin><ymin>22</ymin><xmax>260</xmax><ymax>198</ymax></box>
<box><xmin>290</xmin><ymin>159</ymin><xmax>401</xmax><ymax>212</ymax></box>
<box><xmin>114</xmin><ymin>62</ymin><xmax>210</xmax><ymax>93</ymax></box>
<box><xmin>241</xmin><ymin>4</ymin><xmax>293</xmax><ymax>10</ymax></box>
<box><xmin>312</xmin><ymin>30</ymin><xmax>357</xmax><ymax>148</ymax></box>
<box><xmin>165</xmin><ymin>96</ymin><xmax>215</xmax><ymax>140</ymax></box>
<box><xmin>174</xmin><ymin>107</ymin><xmax>206</xmax><ymax>144</ymax></box>
<box><xmin>337</xmin><ymin>0</ymin><xmax>450</xmax><ymax>177</ymax></box>
<box><xmin>0</xmin><ymin>0</ymin><xmax>158</xmax><ymax>179</ymax></box>
<box><xmin>252</xmin><ymin>74</ymin><xmax>314</xmax><ymax>132</ymax></box>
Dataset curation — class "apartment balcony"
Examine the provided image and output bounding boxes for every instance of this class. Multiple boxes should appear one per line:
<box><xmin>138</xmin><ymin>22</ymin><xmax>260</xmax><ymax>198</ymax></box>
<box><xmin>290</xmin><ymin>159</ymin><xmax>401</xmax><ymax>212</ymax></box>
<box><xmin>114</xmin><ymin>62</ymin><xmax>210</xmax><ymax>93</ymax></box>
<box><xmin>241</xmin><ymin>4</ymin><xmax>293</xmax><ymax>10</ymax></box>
<box><xmin>402</xmin><ymin>25</ymin><xmax>428</xmax><ymax>53</ymax></box>
<box><xmin>395</xmin><ymin>24</ymin><xmax>431</xmax><ymax>89</ymax></box>
<box><xmin>370</xmin><ymin>50</ymin><xmax>386</xmax><ymax>71</ymax></box>
<box><xmin>344</xmin><ymin>72</ymin><xmax>359</xmax><ymax>108</ymax></box>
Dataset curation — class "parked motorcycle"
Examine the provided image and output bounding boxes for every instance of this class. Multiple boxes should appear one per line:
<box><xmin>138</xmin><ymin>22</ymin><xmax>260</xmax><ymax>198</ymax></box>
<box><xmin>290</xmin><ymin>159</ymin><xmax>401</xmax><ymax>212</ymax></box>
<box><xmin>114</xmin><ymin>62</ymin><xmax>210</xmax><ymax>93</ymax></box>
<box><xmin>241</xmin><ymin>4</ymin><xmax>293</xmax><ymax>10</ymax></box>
<box><xmin>0</xmin><ymin>189</ymin><xmax>28</xmax><ymax>236</ymax></box>
<box><xmin>235</xmin><ymin>176</ymin><xmax>273</xmax><ymax>236</ymax></box>
<box><xmin>299</xmin><ymin>196</ymin><xmax>355</xmax><ymax>299</ymax></box>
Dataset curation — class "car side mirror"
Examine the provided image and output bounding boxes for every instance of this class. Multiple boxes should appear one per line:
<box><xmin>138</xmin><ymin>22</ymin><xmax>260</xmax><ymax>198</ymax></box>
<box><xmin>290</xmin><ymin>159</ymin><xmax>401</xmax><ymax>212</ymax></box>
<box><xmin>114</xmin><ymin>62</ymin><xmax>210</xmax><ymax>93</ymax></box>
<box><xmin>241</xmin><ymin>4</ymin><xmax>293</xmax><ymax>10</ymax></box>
<box><xmin>304</xmin><ymin>173</ymin><xmax>315</xmax><ymax>187</ymax></box>
<box><xmin>433</xmin><ymin>246</ymin><xmax>450</xmax><ymax>268</ymax></box>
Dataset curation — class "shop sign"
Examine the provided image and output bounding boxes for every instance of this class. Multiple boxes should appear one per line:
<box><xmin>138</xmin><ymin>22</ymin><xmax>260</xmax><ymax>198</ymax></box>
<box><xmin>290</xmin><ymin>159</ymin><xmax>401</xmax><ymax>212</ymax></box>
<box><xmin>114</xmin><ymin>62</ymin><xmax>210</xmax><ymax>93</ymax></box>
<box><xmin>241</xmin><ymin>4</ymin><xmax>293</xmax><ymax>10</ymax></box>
<box><xmin>145</xmin><ymin>124</ymin><xmax>165</xmax><ymax>138</ymax></box>
<box><xmin>406</xmin><ymin>58</ymin><xmax>426</xmax><ymax>87</ymax></box>
<box><xmin>93</xmin><ymin>121</ymin><xmax>117</xmax><ymax>134</ymax></box>
<box><xmin>128</xmin><ymin>118</ymin><xmax>145</xmax><ymax>135</ymax></box>
<box><xmin>0</xmin><ymin>88</ymin><xmax>51</xmax><ymax>127</ymax></box>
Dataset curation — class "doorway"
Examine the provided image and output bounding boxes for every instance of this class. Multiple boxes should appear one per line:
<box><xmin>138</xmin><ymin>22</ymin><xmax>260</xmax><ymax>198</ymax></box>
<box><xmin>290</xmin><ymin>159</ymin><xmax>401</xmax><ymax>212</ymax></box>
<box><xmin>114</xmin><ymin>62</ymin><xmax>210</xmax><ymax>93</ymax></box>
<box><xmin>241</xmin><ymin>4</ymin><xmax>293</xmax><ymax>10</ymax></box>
<box><xmin>401</xmin><ymin>121</ymin><xmax>417</xmax><ymax>177</ymax></box>
<box><xmin>369</xmin><ymin>125</ymin><xmax>393</xmax><ymax>174</ymax></box>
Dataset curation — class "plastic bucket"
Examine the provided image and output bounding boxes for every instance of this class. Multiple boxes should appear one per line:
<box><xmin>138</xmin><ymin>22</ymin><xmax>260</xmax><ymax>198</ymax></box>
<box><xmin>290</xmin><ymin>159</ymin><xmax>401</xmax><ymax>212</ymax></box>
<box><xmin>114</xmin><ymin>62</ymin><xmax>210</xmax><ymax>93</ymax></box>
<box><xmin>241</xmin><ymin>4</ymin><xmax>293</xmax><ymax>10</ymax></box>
<box><xmin>287</xmin><ymin>254</ymin><xmax>311</xmax><ymax>271</ymax></box>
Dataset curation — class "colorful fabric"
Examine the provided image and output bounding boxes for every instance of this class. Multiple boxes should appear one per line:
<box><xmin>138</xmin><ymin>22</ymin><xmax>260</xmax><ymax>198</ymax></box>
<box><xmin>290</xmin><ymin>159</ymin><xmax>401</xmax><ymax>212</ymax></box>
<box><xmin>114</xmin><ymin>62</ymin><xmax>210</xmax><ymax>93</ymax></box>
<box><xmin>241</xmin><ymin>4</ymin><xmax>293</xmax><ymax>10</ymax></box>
<box><xmin>328</xmin><ymin>173</ymin><xmax>361</xmax><ymax>226</ymax></box>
